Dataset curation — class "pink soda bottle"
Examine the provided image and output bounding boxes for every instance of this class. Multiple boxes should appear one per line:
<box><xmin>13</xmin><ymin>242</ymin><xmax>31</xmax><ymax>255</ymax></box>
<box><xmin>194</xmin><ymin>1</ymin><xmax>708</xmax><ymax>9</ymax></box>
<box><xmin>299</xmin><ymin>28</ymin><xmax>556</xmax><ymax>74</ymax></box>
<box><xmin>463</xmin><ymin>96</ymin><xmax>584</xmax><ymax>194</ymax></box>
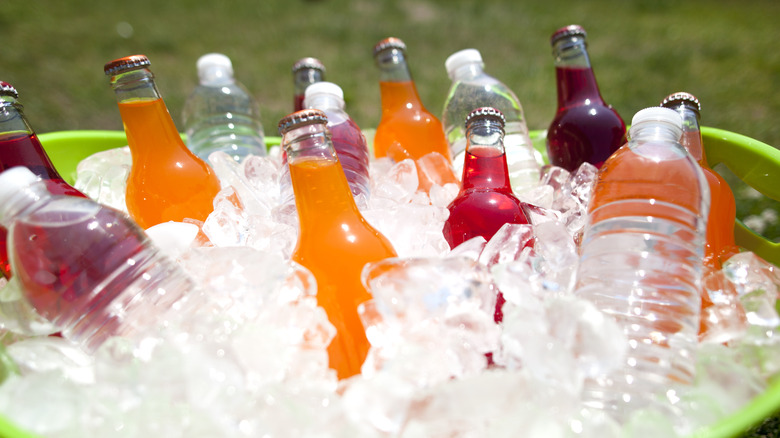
<box><xmin>304</xmin><ymin>81</ymin><xmax>371</xmax><ymax>204</ymax></box>
<box><xmin>0</xmin><ymin>166</ymin><xmax>196</xmax><ymax>352</ymax></box>
<box><xmin>0</xmin><ymin>81</ymin><xmax>87</xmax><ymax>279</ymax></box>
<box><xmin>546</xmin><ymin>25</ymin><xmax>626</xmax><ymax>171</ymax></box>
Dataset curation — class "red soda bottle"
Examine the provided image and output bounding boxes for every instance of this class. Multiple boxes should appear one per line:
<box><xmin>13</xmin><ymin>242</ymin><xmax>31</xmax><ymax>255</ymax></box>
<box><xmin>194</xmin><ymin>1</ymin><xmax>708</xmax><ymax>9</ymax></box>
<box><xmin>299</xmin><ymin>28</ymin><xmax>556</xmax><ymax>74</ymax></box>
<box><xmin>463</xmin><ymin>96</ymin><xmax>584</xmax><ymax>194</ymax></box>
<box><xmin>443</xmin><ymin>107</ymin><xmax>532</xmax><ymax>249</ymax></box>
<box><xmin>546</xmin><ymin>25</ymin><xmax>626</xmax><ymax>171</ymax></box>
<box><xmin>0</xmin><ymin>81</ymin><xmax>87</xmax><ymax>278</ymax></box>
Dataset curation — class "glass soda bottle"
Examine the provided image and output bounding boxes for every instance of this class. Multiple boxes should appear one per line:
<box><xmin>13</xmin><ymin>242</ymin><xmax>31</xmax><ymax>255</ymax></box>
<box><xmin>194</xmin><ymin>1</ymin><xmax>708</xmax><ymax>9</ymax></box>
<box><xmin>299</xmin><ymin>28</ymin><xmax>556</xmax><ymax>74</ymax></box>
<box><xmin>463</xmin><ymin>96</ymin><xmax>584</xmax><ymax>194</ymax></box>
<box><xmin>304</xmin><ymin>81</ymin><xmax>371</xmax><ymax>203</ymax></box>
<box><xmin>442</xmin><ymin>48</ymin><xmax>540</xmax><ymax>193</ymax></box>
<box><xmin>292</xmin><ymin>57</ymin><xmax>326</xmax><ymax>112</ymax></box>
<box><xmin>574</xmin><ymin>107</ymin><xmax>709</xmax><ymax>420</ymax></box>
<box><xmin>278</xmin><ymin>109</ymin><xmax>397</xmax><ymax>380</ymax></box>
<box><xmin>181</xmin><ymin>53</ymin><xmax>266</xmax><ymax>163</ymax></box>
<box><xmin>0</xmin><ymin>81</ymin><xmax>87</xmax><ymax>279</ymax></box>
<box><xmin>372</xmin><ymin>37</ymin><xmax>456</xmax><ymax>192</ymax></box>
<box><xmin>443</xmin><ymin>107</ymin><xmax>532</xmax><ymax>249</ymax></box>
<box><xmin>661</xmin><ymin>92</ymin><xmax>739</xmax><ymax>268</ymax></box>
<box><xmin>0</xmin><ymin>166</ymin><xmax>196</xmax><ymax>352</ymax></box>
<box><xmin>546</xmin><ymin>25</ymin><xmax>626</xmax><ymax>171</ymax></box>
<box><xmin>104</xmin><ymin>55</ymin><xmax>222</xmax><ymax>230</ymax></box>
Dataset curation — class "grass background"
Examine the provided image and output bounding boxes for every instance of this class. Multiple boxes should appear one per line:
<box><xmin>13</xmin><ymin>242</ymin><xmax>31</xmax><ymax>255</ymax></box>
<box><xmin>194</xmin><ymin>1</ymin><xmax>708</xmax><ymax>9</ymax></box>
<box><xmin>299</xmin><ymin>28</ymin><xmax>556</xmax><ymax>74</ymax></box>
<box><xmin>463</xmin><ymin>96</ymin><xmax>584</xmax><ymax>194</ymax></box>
<box><xmin>1</xmin><ymin>1</ymin><xmax>780</xmax><ymax>435</ymax></box>
<box><xmin>1</xmin><ymin>0</ymin><xmax>779</xmax><ymax>242</ymax></box>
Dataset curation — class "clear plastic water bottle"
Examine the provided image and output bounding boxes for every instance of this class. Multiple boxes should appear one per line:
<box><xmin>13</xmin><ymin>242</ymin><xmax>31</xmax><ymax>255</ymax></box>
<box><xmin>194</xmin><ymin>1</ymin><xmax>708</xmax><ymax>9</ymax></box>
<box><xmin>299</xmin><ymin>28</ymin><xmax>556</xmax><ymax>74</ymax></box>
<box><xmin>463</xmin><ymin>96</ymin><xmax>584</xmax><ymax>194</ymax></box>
<box><xmin>304</xmin><ymin>81</ymin><xmax>371</xmax><ymax>203</ymax></box>
<box><xmin>182</xmin><ymin>53</ymin><xmax>266</xmax><ymax>162</ymax></box>
<box><xmin>0</xmin><ymin>166</ymin><xmax>197</xmax><ymax>352</ymax></box>
<box><xmin>442</xmin><ymin>49</ymin><xmax>539</xmax><ymax>193</ymax></box>
<box><xmin>573</xmin><ymin>107</ymin><xmax>709</xmax><ymax>421</ymax></box>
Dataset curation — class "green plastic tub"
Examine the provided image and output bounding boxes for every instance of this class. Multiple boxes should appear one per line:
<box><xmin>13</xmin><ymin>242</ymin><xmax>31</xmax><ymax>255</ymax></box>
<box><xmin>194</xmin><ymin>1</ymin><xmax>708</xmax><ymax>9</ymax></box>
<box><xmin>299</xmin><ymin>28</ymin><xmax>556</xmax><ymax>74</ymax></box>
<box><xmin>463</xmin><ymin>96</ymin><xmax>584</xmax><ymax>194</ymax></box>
<box><xmin>0</xmin><ymin>128</ymin><xmax>776</xmax><ymax>437</ymax></box>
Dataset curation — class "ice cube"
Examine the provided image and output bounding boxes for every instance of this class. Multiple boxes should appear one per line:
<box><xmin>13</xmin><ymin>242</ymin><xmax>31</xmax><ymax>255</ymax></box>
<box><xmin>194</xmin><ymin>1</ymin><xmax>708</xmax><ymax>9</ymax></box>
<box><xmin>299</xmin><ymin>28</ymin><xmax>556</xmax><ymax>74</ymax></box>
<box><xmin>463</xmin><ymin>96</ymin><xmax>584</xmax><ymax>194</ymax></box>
<box><xmin>74</xmin><ymin>145</ymin><xmax>131</xmax><ymax>212</ymax></box>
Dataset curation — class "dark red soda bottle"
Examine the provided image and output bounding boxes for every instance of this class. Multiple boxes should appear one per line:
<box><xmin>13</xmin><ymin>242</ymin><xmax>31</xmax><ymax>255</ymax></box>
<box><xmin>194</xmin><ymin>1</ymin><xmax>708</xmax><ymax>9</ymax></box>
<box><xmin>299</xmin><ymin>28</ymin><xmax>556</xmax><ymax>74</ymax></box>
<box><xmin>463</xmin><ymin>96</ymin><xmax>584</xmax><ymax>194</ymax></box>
<box><xmin>292</xmin><ymin>57</ymin><xmax>326</xmax><ymax>112</ymax></box>
<box><xmin>546</xmin><ymin>25</ymin><xmax>626</xmax><ymax>171</ymax></box>
<box><xmin>0</xmin><ymin>81</ymin><xmax>86</xmax><ymax>278</ymax></box>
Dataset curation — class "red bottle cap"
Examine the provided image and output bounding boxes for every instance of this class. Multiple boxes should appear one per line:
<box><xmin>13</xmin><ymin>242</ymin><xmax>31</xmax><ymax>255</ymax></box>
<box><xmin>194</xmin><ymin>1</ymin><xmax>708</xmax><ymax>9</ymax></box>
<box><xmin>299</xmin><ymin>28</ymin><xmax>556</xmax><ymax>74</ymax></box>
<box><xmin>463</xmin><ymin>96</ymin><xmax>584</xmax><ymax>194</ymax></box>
<box><xmin>0</xmin><ymin>81</ymin><xmax>18</xmax><ymax>99</ymax></box>
<box><xmin>278</xmin><ymin>109</ymin><xmax>328</xmax><ymax>135</ymax></box>
<box><xmin>104</xmin><ymin>55</ymin><xmax>151</xmax><ymax>76</ymax></box>
<box><xmin>660</xmin><ymin>92</ymin><xmax>701</xmax><ymax>114</ymax></box>
<box><xmin>373</xmin><ymin>37</ymin><xmax>407</xmax><ymax>57</ymax></box>
<box><xmin>292</xmin><ymin>57</ymin><xmax>326</xmax><ymax>74</ymax></box>
<box><xmin>550</xmin><ymin>24</ymin><xmax>587</xmax><ymax>46</ymax></box>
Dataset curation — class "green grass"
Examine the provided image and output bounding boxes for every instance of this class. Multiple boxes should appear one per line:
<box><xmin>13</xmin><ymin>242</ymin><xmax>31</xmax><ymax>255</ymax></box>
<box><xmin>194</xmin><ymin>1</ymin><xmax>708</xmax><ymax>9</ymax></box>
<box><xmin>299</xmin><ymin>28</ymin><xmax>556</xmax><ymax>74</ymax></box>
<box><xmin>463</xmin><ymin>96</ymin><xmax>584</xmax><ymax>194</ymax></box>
<box><xmin>1</xmin><ymin>0</ymin><xmax>779</xmax><ymax>242</ymax></box>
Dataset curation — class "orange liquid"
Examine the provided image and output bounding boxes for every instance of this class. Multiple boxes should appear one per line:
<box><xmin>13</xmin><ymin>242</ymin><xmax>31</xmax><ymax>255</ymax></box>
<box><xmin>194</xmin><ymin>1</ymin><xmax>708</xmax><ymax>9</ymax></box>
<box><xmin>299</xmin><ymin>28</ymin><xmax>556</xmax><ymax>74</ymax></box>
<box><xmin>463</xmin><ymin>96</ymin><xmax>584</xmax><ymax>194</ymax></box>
<box><xmin>374</xmin><ymin>81</ymin><xmax>455</xmax><ymax>192</ymax></box>
<box><xmin>118</xmin><ymin>98</ymin><xmax>221</xmax><ymax>229</ymax></box>
<box><xmin>290</xmin><ymin>156</ymin><xmax>397</xmax><ymax>379</ymax></box>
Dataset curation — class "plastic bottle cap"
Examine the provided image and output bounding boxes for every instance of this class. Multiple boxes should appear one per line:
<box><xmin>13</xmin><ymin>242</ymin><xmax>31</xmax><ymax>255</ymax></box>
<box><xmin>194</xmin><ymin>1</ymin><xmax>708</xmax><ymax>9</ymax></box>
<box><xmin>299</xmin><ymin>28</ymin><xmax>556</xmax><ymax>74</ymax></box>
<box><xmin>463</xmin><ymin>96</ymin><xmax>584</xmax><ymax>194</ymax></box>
<box><xmin>0</xmin><ymin>167</ymin><xmax>39</xmax><ymax>208</ymax></box>
<box><xmin>445</xmin><ymin>49</ymin><xmax>484</xmax><ymax>78</ymax></box>
<box><xmin>104</xmin><ymin>55</ymin><xmax>151</xmax><ymax>76</ymax></box>
<box><xmin>373</xmin><ymin>37</ymin><xmax>406</xmax><ymax>57</ymax></box>
<box><xmin>550</xmin><ymin>25</ymin><xmax>587</xmax><ymax>46</ymax></box>
<box><xmin>304</xmin><ymin>81</ymin><xmax>344</xmax><ymax>103</ymax></box>
<box><xmin>0</xmin><ymin>82</ymin><xmax>19</xmax><ymax>99</ymax></box>
<box><xmin>278</xmin><ymin>109</ymin><xmax>328</xmax><ymax>135</ymax></box>
<box><xmin>631</xmin><ymin>107</ymin><xmax>683</xmax><ymax>130</ymax></box>
<box><xmin>292</xmin><ymin>57</ymin><xmax>326</xmax><ymax>74</ymax></box>
<box><xmin>196</xmin><ymin>53</ymin><xmax>234</xmax><ymax>84</ymax></box>
<box><xmin>465</xmin><ymin>107</ymin><xmax>505</xmax><ymax>128</ymax></box>
<box><xmin>660</xmin><ymin>92</ymin><xmax>701</xmax><ymax>113</ymax></box>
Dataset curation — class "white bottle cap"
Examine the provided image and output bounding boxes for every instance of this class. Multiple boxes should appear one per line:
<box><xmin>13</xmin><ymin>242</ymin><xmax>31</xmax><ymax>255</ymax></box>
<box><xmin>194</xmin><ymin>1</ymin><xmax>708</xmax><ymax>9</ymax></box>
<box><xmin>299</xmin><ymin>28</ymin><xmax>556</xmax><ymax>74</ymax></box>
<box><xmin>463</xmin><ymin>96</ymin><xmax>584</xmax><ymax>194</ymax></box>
<box><xmin>631</xmin><ymin>107</ymin><xmax>683</xmax><ymax>130</ymax></box>
<box><xmin>196</xmin><ymin>53</ymin><xmax>235</xmax><ymax>85</ymax></box>
<box><xmin>445</xmin><ymin>49</ymin><xmax>483</xmax><ymax>80</ymax></box>
<box><xmin>303</xmin><ymin>81</ymin><xmax>345</xmax><ymax>108</ymax></box>
<box><xmin>0</xmin><ymin>167</ymin><xmax>39</xmax><ymax>211</ymax></box>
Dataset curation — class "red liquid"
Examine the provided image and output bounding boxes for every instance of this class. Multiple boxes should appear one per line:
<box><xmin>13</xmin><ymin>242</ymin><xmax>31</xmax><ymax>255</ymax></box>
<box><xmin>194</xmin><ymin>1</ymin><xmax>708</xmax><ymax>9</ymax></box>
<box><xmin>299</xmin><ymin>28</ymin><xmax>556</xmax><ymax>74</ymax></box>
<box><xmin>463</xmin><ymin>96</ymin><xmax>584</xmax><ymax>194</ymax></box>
<box><xmin>547</xmin><ymin>66</ymin><xmax>626</xmax><ymax>171</ymax></box>
<box><xmin>327</xmin><ymin>117</ymin><xmax>371</xmax><ymax>198</ymax></box>
<box><xmin>294</xmin><ymin>94</ymin><xmax>305</xmax><ymax>112</ymax></box>
<box><xmin>9</xmin><ymin>198</ymin><xmax>148</xmax><ymax>327</ymax></box>
<box><xmin>444</xmin><ymin>146</ymin><xmax>531</xmax><ymax>248</ymax></box>
<box><xmin>0</xmin><ymin>133</ymin><xmax>86</xmax><ymax>278</ymax></box>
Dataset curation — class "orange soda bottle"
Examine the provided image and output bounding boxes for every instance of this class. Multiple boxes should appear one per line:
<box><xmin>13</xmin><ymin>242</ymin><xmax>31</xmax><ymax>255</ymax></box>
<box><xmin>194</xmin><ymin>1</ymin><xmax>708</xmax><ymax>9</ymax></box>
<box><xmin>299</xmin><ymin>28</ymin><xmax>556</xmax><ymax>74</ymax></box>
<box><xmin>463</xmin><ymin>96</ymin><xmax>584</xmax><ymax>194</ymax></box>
<box><xmin>278</xmin><ymin>109</ymin><xmax>398</xmax><ymax>379</ymax></box>
<box><xmin>661</xmin><ymin>92</ymin><xmax>739</xmax><ymax>268</ymax></box>
<box><xmin>104</xmin><ymin>55</ymin><xmax>221</xmax><ymax>230</ymax></box>
<box><xmin>372</xmin><ymin>37</ymin><xmax>457</xmax><ymax>192</ymax></box>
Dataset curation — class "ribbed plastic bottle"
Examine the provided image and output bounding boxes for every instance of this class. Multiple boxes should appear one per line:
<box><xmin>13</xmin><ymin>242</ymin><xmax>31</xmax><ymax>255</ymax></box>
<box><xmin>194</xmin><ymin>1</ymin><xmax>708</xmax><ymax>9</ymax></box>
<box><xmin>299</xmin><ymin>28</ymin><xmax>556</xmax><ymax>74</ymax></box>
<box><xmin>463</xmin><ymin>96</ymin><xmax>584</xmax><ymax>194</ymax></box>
<box><xmin>574</xmin><ymin>107</ymin><xmax>709</xmax><ymax>420</ymax></box>
<box><xmin>304</xmin><ymin>81</ymin><xmax>371</xmax><ymax>202</ymax></box>
<box><xmin>546</xmin><ymin>25</ymin><xmax>626</xmax><ymax>171</ymax></box>
<box><xmin>0</xmin><ymin>166</ymin><xmax>196</xmax><ymax>352</ymax></box>
<box><xmin>181</xmin><ymin>53</ymin><xmax>266</xmax><ymax>163</ymax></box>
<box><xmin>442</xmin><ymin>49</ymin><xmax>540</xmax><ymax>193</ymax></box>
<box><xmin>661</xmin><ymin>92</ymin><xmax>739</xmax><ymax>268</ymax></box>
<box><xmin>104</xmin><ymin>55</ymin><xmax>222</xmax><ymax>230</ymax></box>
<box><xmin>0</xmin><ymin>81</ymin><xmax>87</xmax><ymax>279</ymax></box>
<box><xmin>373</xmin><ymin>37</ymin><xmax>456</xmax><ymax>192</ymax></box>
<box><xmin>292</xmin><ymin>57</ymin><xmax>326</xmax><ymax>112</ymax></box>
<box><xmin>279</xmin><ymin>109</ymin><xmax>397</xmax><ymax>380</ymax></box>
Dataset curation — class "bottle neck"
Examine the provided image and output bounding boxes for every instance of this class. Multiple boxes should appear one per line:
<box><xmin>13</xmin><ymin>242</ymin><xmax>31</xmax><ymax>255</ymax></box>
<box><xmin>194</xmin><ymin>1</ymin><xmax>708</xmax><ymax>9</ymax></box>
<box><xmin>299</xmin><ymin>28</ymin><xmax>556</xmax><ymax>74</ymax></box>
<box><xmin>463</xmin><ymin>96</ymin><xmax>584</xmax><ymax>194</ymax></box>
<box><xmin>109</xmin><ymin>67</ymin><xmax>162</xmax><ymax>103</ymax></box>
<box><xmin>294</xmin><ymin>68</ymin><xmax>325</xmax><ymax>94</ymax></box>
<box><xmin>671</xmin><ymin>106</ymin><xmax>705</xmax><ymax>164</ymax></box>
<box><xmin>0</xmin><ymin>96</ymin><xmax>33</xmax><ymax>136</ymax></box>
<box><xmin>449</xmin><ymin>62</ymin><xmax>484</xmax><ymax>82</ymax></box>
<box><xmin>462</xmin><ymin>118</ymin><xmax>511</xmax><ymax>191</ymax></box>
<box><xmin>306</xmin><ymin>94</ymin><xmax>345</xmax><ymax>113</ymax></box>
<box><xmin>374</xmin><ymin>47</ymin><xmax>413</xmax><ymax>83</ymax></box>
<box><xmin>552</xmin><ymin>36</ymin><xmax>602</xmax><ymax>106</ymax></box>
<box><xmin>629</xmin><ymin>122</ymin><xmax>683</xmax><ymax>145</ymax></box>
